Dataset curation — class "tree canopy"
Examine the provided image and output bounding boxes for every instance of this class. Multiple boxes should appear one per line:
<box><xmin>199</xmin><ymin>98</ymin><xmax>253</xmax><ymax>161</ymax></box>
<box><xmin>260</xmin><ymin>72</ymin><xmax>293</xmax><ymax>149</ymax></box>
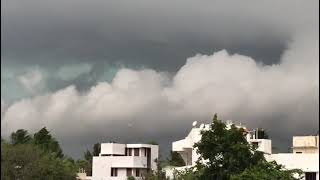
<box><xmin>2</xmin><ymin>128</ymin><xmax>76</xmax><ymax>180</ymax></box>
<box><xmin>175</xmin><ymin>114</ymin><xmax>303</xmax><ymax>180</ymax></box>
<box><xmin>167</xmin><ymin>151</ymin><xmax>185</xmax><ymax>167</ymax></box>
<box><xmin>33</xmin><ymin>127</ymin><xmax>64</xmax><ymax>158</ymax></box>
<box><xmin>10</xmin><ymin>129</ymin><xmax>32</xmax><ymax>145</ymax></box>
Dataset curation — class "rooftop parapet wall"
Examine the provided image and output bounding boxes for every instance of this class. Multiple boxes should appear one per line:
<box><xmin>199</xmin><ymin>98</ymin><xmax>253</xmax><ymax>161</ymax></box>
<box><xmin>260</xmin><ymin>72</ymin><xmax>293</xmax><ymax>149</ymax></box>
<box><xmin>293</xmin><ymin>136</ymin><xmax>319</xmax><ymax>148</ymax></box>
<box><xmin>100</xmin><ymin>143</ymin><xmax>126</xmax><ymax>155</ymax></box>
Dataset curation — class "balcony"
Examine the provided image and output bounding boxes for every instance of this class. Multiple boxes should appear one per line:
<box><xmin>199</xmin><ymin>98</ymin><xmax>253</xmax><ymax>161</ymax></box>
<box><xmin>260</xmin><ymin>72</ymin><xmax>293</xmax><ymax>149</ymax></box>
<box><xmin>107</xmin><ymin>156</ymin><xmax>148</xmax><ymax>168</ymax></box>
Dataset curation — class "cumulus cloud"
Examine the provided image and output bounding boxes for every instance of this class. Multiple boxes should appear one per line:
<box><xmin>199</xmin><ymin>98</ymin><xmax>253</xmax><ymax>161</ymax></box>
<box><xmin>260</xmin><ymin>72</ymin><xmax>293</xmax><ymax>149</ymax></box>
<box><xmin>1</xmin><ymin>29</ymin><xmax>318</xmax><ymax>156</ymax></box>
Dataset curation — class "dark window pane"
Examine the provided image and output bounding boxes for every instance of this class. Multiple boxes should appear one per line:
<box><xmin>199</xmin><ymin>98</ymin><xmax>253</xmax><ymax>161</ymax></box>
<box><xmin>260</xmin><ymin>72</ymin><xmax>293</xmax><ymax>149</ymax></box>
<box><xmin>127</xmin><ymin>168</ymin><xmax>132</xmax><ymax>176</ymax></box>
<box><xmin>305</xmin><ymin>172</ymin><xmax>316</xmax><ymax>180</ymax></box>
<box><xmin>111</xmin><ymin>168</ymin><xmax>118</xmax><ymax>177</ymax></box>
<box><xmin>134</xmin><ymin>148</ymin><xmax>139</xmax><ymax>156</ymax></box>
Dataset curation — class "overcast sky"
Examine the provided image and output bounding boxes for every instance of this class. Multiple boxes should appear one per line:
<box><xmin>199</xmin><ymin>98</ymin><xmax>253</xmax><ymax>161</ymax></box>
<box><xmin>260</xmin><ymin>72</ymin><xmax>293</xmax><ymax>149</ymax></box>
<box><xmin>1</xmin><ymin>0</ymin><xmax>319</xmax><ymax>158</ymax></box>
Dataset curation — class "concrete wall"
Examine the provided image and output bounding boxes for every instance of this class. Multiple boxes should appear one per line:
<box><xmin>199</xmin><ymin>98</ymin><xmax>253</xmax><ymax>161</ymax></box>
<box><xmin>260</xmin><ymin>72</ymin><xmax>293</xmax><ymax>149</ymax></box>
<box><xmin>150</xmin><ymin>145</ymin><xmax>159</xmax><ymax>171</ymax></box>
<box><xmin>92</xmin><ymin>144</ymin><xmax>158</xmax><ymax>180</ymax></box>
<box><xmin>266</xmin><ymin>153</ymin><xmax>319</xmax><ymax>180</ymax></box>
<box><xmin>248</xmin><ymin>139</ymin><xmax>272</xmax><ymax>154</ymax></box>
<box><xmin>100</xmin><ymin>143</ymin><xmax>126</xmax><ymax>155</ymax></box>
<box><xmin>292</xmin><ymin>136</ymin><xmax>319</xmax><ymax>154</ymax></box>
<box><xmin>293</xmin><ymin>136</ymin><xmax>319</xmax><ymax>148</ymax></box>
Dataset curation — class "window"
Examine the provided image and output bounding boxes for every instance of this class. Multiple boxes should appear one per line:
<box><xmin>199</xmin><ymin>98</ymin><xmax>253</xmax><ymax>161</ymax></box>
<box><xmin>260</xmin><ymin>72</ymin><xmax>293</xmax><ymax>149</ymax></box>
<box><xmin>296</xmin><ymin>152</ymin><xmax>302</xmax><ymax>154</ymax></box>
<box><xmin>136</xmin><ymin>169</ymin><xmax>140</xmax><ymax>177</ymax></box>
<box><xmin>126</xmin><ymin>148</ymin><xmax>132</xmax><ymax>156</ymax></box>
<box><xmin>134</xmin><ymin>148</ymin><xmax>139</xmax><ymax>156</ymax></box>
<box><xmin>305</xmin><ymin>172</ymin><xmax>316</xmax><ymax>180</ymax></box>
<box><xmin>145</xmin><ymin>148</ymin><xmax>150</xmax><ymax>157</ymax></box>
<box><xmin>127</xmin><ymin>168</ymin><xmax>132</xmax><ymax>176</ymax></box>
<box><xmin>111</xmin><ymin>168</ymin><xmax>118</xmax><ymax>177</ymax></box>
<box><xmin>251</xmin><ymin>142</ymin><xmax>259</xmax><ymax>147</ymax></box>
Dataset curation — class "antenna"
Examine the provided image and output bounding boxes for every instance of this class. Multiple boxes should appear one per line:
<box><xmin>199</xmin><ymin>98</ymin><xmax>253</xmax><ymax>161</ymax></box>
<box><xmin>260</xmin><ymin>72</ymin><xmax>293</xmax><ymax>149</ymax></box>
<box><xmin>192</xmin><ymin>121</ymin><xmax>198</xmax><ymax>127</ymax></box>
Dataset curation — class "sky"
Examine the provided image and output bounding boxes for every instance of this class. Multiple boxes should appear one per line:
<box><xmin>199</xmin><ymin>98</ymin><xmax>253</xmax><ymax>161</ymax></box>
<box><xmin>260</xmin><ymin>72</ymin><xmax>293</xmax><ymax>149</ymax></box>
<box><xmin>1</xmin><ymin>0</ymin><xmax>319</xmax><ymax>158</ymax></box>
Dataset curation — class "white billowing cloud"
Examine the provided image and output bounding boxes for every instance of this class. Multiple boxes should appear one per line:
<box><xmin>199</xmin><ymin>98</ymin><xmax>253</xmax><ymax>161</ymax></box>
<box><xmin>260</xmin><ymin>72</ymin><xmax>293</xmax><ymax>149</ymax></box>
<box><xmin>57</xmin><ymin>63</ymin><xmax>92</xmax><ymax>81</ymax></box>
<box><xmin>18</xmin><ymin>67</ymin><xmax>44</xmax><ymax>93</ymax></box>
<box><xmin>1</xmin><ymin>29</ymin><xmax>318</xmax><ymax>144</ymax></box>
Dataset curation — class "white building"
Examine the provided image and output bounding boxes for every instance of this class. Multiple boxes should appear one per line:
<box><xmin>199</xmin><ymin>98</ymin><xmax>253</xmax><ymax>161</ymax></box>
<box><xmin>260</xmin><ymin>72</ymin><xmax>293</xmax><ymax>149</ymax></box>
<box><xmin>266</xmin><ymin>135</ymin><xmax>319</xmax><ymax>180</ymax></box>
<box><xmin>91</xmin><ymin>143</ymin><xmax>159</xmax><ymax>180</ymax></box>
<box><xmin>169</xmin><ymin>121</ymin><xmax>319</xmax><ymax>180</ymax></box>
<box><xmin>172</xmin><ymin>121</ymin><xmax>272</xmax><ymax>167</ymax></box>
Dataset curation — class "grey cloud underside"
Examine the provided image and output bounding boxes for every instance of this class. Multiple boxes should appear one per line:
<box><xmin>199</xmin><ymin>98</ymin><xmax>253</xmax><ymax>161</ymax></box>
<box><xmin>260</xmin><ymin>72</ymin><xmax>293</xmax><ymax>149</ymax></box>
<box><xmin>2</xmin><ymin>0</ymin><xmax>294</xmax><ymax>70</ymax></box>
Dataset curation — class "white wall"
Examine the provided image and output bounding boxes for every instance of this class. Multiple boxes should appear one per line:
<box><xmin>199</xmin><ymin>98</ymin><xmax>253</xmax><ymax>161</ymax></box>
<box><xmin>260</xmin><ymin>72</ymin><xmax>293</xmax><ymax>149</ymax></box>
<box><xmin>266</xmin><ymin>153</ymin><xmax>319</xmax><ymax>172</ymax></box>
<box><xmin>266</xmin><ymin>153</ymin><xmax>319</xmax><ymax>180</ymax></box>
<box><xmin>92</xmin><ymin>144</ymin><xmax>158</xmax><ymax>180</ymax></box>
<box><xmin>100</xmin><ymin>143</ymin><xmax>126</xmax><ymax>155</ymax></box>
<box><xmin>248</xmin><ymin>139</ymin><xmax>272</xmax><ymax>154</ymax></box>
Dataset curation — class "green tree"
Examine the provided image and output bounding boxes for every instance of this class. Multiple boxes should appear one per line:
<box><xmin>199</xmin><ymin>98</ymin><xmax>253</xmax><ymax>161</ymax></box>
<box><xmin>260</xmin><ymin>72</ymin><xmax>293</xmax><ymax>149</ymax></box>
<box><xmin>167</xmin><ymin>151</ymin><xmax>185</xmax><ymax>167</ymax></box>
<box><xmin>190</xmin><ymin>114</ymin><xmax>302</xmax><ymax>180</ymax></box>
<box><xmin>147</xmin><ymin>141</ymin><xmax>159</xmax><ymax>145</ymax></box>
<box><xmin>127</xmin><ymin>176</ymin><xmax>136</xmax><ymax>180</ymax></box>
<box><xmin>92</xmin><ymin>143</ymin><xmax>101</xmax><ymax>156</ymax></box>
<box><xmin>231</xmin><ymin>161</ymin><xmax>303</xmax><ymax>180</ymax></box>
<box><xmin>10</xmin><ymin>129</ymin><xmax>32</xmax><ymax>145</ymax></box>
<box><xmin>141</xmin><ymin>170</ymin><xmax>168</xmax><ymax>180</ymax></box>
<box><xmin>76</xmin><ymin>142</ymin><xmax>100</xmax><ymax>176</ymax></box>
<box><xmin>33</xmin><ymin>127</ymin><xmax>64</xmax><ymax>158</ymax></box>
<box><xmin>1</xmin><ymin>142</ymin><xmax>76</xmax><ymax>180</ymax></box>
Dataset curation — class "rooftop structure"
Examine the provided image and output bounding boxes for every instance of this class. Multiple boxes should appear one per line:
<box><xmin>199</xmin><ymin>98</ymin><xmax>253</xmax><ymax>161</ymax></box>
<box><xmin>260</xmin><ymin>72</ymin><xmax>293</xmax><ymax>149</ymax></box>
<box><xmin>267</xmin><ymin>135</ymin><xmax>319</xmax><ymax>180</ymax></box>
<box><xmin>292</xmin><ymin>136</ymin><xmax>319</xmax><ymax>154</ymax></box>
<box><xmin>172</xmin><ymin>120</ymin><xmax>272</xmax><ymax>167</ymax></box>
<box><xmin>169</xmin><ymin>121</ymin><xmax>318</xmax><ymax>180</ymax></box>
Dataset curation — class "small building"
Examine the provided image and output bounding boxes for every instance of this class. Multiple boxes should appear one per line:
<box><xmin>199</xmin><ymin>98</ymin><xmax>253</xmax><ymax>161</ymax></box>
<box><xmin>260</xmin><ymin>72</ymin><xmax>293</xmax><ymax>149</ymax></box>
<box><xmin>92</xmin><ymin>143</ymin><xmax>159</xmax><ymax>180</ymax></box>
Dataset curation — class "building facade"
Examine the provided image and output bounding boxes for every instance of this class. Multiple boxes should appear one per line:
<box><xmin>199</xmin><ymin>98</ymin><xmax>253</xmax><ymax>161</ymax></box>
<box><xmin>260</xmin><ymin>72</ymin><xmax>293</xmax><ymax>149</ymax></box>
<box><xmin>266</xmin><ymin>135</ymin><xmax>319</xmax><ymax>180</ymax></box>
<box><xmin>169</xmin><ymin>121</ymin><xmax>319</xmax><ymax>180</ymax></box>
<box><xmin>172</xmin><ymin>121</ymin><xmax>272</xmax><ymax>167</ymax></box>
<box><xmin>91</xmin><ymin>143</ymin><xmax>159</xmax><ymax>180</ymax></box>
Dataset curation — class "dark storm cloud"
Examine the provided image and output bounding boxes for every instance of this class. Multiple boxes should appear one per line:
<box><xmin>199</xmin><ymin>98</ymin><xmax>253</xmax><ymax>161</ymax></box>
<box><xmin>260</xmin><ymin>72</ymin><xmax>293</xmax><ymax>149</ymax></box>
<box><xmin>1</xmin><ymin>0</ymin><xmax>318</xmax><ymax>158</ymax></box>
<box><xmin>2</xmin><ymin>0</ymin><xmax>295</xmax><ymax>71</ymax></box>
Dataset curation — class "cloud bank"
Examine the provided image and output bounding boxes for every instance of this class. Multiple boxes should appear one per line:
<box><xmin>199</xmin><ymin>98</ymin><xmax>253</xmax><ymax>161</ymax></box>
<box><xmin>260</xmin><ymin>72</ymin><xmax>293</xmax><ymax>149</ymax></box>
<box><xmin>2</xmin><ymin>30</ymin><xmax>318</xmax><ymax>156</ymax></box>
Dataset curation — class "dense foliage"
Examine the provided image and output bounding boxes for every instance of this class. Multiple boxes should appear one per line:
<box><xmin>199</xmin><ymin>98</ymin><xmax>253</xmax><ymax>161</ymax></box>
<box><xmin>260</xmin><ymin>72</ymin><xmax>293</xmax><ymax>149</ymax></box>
<box><xmin>167</xmin><ymin>151</ymin><xmax>186</xmax><ymax>167</ymax></box>
<box><xmin>1</xmin><ymin>128</ymin><xmax>76</xmax><ymax>180</ymax></box>
<box><xmin>1</xmin><ymin>127</ymin><xmax>105</xmax><ymax>179</ymax></box>
<box><xmin>174</xmin><ymin>114</ymin><xmax>303</xmax><ymax>180</ymax></box>
<box><xmin>230</xmin><ymin>161</ymin><xmax>303</xmax><ymax>180</ymax></box>
<box><xmin>76</xmin><ymin>142</ymin><xmax>101</xmax><ymax>176</ymax></box>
